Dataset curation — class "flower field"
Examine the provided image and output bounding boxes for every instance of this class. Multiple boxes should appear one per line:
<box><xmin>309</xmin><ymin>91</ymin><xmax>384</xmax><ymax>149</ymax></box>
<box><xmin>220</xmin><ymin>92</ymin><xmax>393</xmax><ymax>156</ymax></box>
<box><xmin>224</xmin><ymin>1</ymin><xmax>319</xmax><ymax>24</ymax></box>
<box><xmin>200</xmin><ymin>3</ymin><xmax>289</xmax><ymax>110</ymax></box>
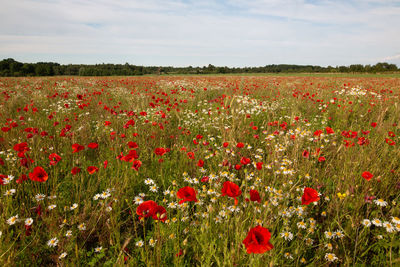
<box><xmin>0</xmin><ymin>75</ymin><xmax>399</xmax><ymax>266</ymax></box>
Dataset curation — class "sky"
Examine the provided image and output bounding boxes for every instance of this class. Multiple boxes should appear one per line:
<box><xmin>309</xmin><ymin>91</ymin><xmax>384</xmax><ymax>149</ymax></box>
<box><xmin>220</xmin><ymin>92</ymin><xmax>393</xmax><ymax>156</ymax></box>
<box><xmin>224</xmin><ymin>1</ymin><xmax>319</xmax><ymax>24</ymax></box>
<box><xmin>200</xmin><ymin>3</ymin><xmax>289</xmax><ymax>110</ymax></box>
<box><xmin>0</xmin><ymin>0</ymin><xmax>399</xmax><ymax>67</ymax></box>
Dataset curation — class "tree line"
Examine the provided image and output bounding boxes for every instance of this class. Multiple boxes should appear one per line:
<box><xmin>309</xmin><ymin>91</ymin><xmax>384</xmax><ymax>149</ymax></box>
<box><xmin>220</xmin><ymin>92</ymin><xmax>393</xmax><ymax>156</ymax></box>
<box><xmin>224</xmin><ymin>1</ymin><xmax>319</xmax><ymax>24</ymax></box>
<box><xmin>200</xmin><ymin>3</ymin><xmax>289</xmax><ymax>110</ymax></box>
<box><xmin>0</xmin><ymin>58</ymin><xmax>398</xmax><ymax>77</ymax></box>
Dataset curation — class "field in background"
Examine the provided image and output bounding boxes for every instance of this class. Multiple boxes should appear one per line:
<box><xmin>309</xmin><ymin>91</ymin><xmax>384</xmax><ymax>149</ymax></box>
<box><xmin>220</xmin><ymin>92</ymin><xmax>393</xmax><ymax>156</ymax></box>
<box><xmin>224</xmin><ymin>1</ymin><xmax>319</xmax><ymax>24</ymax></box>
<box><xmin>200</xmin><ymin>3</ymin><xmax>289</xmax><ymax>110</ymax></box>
<box><xmin>0</xmin><ymin>75</ymin><xmax>399</xmax><ymax>266</ymax></box>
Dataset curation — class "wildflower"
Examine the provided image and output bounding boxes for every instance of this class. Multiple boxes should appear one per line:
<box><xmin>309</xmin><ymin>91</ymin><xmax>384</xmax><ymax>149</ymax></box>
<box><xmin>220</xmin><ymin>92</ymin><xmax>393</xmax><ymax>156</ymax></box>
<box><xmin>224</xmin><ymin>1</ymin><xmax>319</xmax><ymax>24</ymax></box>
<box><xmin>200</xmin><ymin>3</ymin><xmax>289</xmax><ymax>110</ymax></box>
<box><xmin>95</xmin><ymin>246</ymin><xmax>102</xmax><ymax>253</ymax></box>
<box><xmin>284</xmin><ymin>252</ymin><xmax>293</xmax><ymax>259</ymax></box>
<box><xmin>281</xmin><ymin>231</ymin><xmax>293</xmax><ymax>241</ymax></box>
<box><xmin>221</xmin><ymin>181</ymin><xmax>242</xmax><ymax>205</ymax></box>
<box><xmin>135</xmin><ymin>240</ymin><xmax>144</xmax><ymax>247</ymax></box>
<box><xmin>297</xmin><ymin>221</ymin><xmax>307</xmax><ymax>229</ymax></box>
<box><xmin>335</xmin><ymin>230</ymin><xmax>344</xmax><ymax>238</ymax></box>
<box><xmin>177</xmin><ymin>186</ymin><xmax>198</xmax><ymax>204</ymax></box>
<box><xmin>144</xmin><ymin>178</ymin><xmax>154</xmax><ymax>185</ymax></box>
<box><xmin>29</xmin><ymin>166</ymin><xmax>48</xmax><ymax>182</ymax></box>
<box><xmin>48</xmin><ymin>204</ymin><xmax>56</xmax><ymax>210</ymax></box>
<box><xmin>47</xmin><ymin>237</ymin><xmax>59</xmax><ymax>247</ymax></box>
<box><xmin>374</xmin><ymin>199</ymin><xmax>388</xmax><ymax>207</ymax></box>
<box><xmin>324</xmin><ymin>231</ymin><xmax>335</xmax><ymax>239</ymax></box>
<box><xmin>4</xmin><ymin>189</ymin><xmax>16</xmax><ymax>196</ymax></box>
<box><xmin>149</xmin><ymin>185</ymin><xmax>158</xmax><ymax>192</ymax></box>
<box><xmin>372</xmin><ymin>218</ymin><xmax>382</xmax><ymax>227</ymax></box>
<box><xmin>7</xmin><ymin>215</ymin><xmax>19</xmax><ymax>225</ymax></box>
<box><xmin>301</xmin><ymin>187</ymin><xmax>319</xmax><ymax>205</ymax></box>
<box><xmin>65</xmin><ymin>230</ymin><xmax>72</xmax><ymax>237</ymax></box>
<box><xmin>242</xmin><ymin>225</ymin><xmax>273</xmax><ymax>254</ymax></box>
<box><xmin>59</xmin><ymin>252</ymin><xmax>67</xmax><ymax>259</ymax></box>
<box><xmin>325</xmin><ymin>243</ymin><xmax>333</xmax><ymax>250</ymax></box>
<box><xmin>362</xmin><ymin>171</ymin><xmax>373</xmax><ymax>181</ymax></box>
<box><xmin>149</xmin><ymin>238</ymin><xmax>156</xmax><ymax>247</ymax></box>
<box><xmin>78</xmin><ymin>223</ymin><xmax>86</xmax><ymax>231</ymax></box>
<box><xmin>362</xmin><ymin>219</ymin><xmax>371</xmax><ymax>227</ymax></box>
<box><xmin>383</xmin><ymin>222</ymin><xmax>395</xmax><ymax>233</ymax></box>
<box><xmin>25</xmin><ymin>218</ymin><xmax>33</xmax><ymax>226</ymax></box>
<box><xmin>300</xmin><ymin>257</ymin><xmax>307</xmax><ymax>264</ymax></box>
<box><xmin>136</xmin><ymin>200</ymin><xmax>157</xmax><ymax>220</ymax></box>
<box><xmin>35</xmin><ymin>194</ymin><xmax>46</xmax><ymax>201</ymax></box>
<box><xmin>325</xmin><ymin>253</ymin><xmax>338</xmax><ymax>262</ymax></box>
<box><xmin>392</xmin><ymin>217</ymin><xmax>400</xmax><ymax>224</ymax></box>
<box><xmin>100</xmin><ymin>191</ymin><xmax>111</xmax><ymax>199</ymax></box>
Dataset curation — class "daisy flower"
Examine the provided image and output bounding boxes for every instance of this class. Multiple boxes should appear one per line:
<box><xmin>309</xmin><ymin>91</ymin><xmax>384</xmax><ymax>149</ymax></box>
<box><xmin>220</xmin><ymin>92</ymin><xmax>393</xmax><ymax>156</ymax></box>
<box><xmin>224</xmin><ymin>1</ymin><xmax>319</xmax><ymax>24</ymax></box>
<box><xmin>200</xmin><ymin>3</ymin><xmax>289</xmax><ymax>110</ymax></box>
<box><xmin>7</xmin><ymin>215</ymin><xmax>19</xmax><ymax>225</ymax></box>
<box><xmin>135</xmin><ymin>240</ymin><xmax>144</xmax><ymax>247</ymax></box>
<box><xmin>59</xmin><ymin>252</ymin><xmax>67</xmax><ymax>259</ymax></box>
<box><xmin>372</xmin><ymin>218</ymin><xmax>382</xmax><ymax>227</ymax></box>
<box><xmin>95</xmin><ymin>246</ymin><xmax>102</xmax><ymax>253</ymax></box>
<box><xmin>374</xmin><ymin>199</ymin><xmax>388</xmax><ymax>207</ymax></box>
<box><xmin>25</xmin><ymin>218</ymin><xmax>33</xmax><ymax>226</ymax></box>
<box><xmin>383</xmin><ymin>222</ymin><xmax>395</xmax><ymax>233</ymax></box>
<box><xmin>325</xmin><ymin>253</ymin><xmax>338</xmax><ymax>262</ymax></box>
<box><xmin>280</xmin><ymin>231</ymin><xmax>293</xmax><ymax>241</ymax></box>
<box><xmin>78</xmin><ymin>223</ymin><xmax>86</xmax><ymax>231</ymax></box>
<box><xmin>47</xmin><ymin>237</ymin><xmax>59</xmax><ymax>247</ymax></box>
<box><xmin>362</xmin><ymin>219</ymin><xmax>371</xmax><ymax>227</ymax></box>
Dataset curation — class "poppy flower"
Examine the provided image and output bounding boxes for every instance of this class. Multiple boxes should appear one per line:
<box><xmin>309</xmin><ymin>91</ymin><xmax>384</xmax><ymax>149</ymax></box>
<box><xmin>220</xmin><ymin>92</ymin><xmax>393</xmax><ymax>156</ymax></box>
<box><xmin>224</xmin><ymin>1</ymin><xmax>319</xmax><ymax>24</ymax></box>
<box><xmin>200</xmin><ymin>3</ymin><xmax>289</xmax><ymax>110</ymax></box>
<box><xmin>136</xmin><ymin>200</ymin><xmax>157</xmax><ymax>220</ymax></box>
<box><xmin>256</xmin><ymin>162</ymin><xmax>263</xmax><ymax>170</ymax></box>
<box><xmin>151</xmin><ymin>205</ymin><xmax>168</xmax><ymax>222</ymax></box>
<box><xmin>13</xmin><ymin>142</ymin><xmax>30</xmax><ymax>157</ymax></box>
<box><xmin>49</xmin><ymin>153</ymin><xmax>61</xmax><ymax>166</ymax></box>
<box><xmin>242</xmin><ymin>225</ymin><xmax>273</xmax><ymax>254</ymax></box>
<box><xmin>221</xmin><ymin>181</ymin><xmax>242</xmax><ymax>205</ymax></box>
<box><xmin>240</xmin><ymin>157</ymin><xmax>251</xmax><ymax>165</ymax></box>
<box><xmin>325</xmin><ymin>127</ymin><xmax>334</xmax><ymax>134</ymax></box>
<box><xmin>88</xmin><ymin>142</ymin><xmax>98</xmax><ymax>149</ymax></box>
<box><xmin>223</xmin><ymin>142</ymin><xmax>229</xmax><ymax>147</ymax></box>
<box><xmin>29</xmin><ymin>166</ymin><xmax>48</xmax><ymax>182</ymax></box>
<box><xmin>72</xmin><ymin>143</ymin><xmax>85</xmax><ymax>153</ymax></box>
<box><xmin>301</xmin><ymin>187</ymin><xmax>320</xmax><ymax>205</ymax></box>
<box><xmin>302</xmin><ymin>150</ymin><xmax>310</xmax><ymax>158</ymax></box>
<box><xmin>362</xmin><ymin>171</ymin><xmax>373</xmax><ymax>181</ymax></box>
<box><xmin>197</xmin><ymin>159</ymin><xmax>204</xmax><ymax>167</ymax></box>
<box><xmin>87</xmin><ymin>166</ymin><xmax>98</xmax><ymax>174</ymax></box>
<box><xmin>318</xmin><ymin>156</ymin><xmax>326</xmax><ymax>162</ymax></box>
<box><xmin>131</xmin><ymin>160</ymin><xmax>142</xmax><ymax>171</ymax></box>
<box><xmin>249</xmin><ymin>190</ymin><xmax>261</xmax><ymax>203</ymax></box>
<box><xmin>127</xmin><ymin>141</ymin><xmax>138</xmax><ymax>148</ymax></box>
<box><xmin>187</xmin><ymin>152</ymin><xmax>195</xmax><ymax>159</ymax></box>
<box><xmin>71</xmin><ymin>167</ymin><xmax>81</xmax><ymax>175</ymax></box>
<box><xmin>177</xmin><ymin>186</ymin><xmax>198</xmax><ymax>204</ymax></box>
<box><xmin>154</xmin><ymin>147</ymin><xmax>167</xmax><ymax>156</ymax></box>
<box><xmin>236</xmin><ymin>142</ymin><xmax>244</xmax><ymax>148</ymax></box>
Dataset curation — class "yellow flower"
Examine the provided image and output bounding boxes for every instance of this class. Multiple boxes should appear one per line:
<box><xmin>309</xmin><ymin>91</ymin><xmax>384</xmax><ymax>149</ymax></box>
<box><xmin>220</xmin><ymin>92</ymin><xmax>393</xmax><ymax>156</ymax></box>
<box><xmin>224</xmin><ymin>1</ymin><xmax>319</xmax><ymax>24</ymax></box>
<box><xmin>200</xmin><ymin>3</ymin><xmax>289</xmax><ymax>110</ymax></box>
<box><xmin>337</xmin><ymin>192</ymin><xmax>346</xmax><ymax>200</ymax></box>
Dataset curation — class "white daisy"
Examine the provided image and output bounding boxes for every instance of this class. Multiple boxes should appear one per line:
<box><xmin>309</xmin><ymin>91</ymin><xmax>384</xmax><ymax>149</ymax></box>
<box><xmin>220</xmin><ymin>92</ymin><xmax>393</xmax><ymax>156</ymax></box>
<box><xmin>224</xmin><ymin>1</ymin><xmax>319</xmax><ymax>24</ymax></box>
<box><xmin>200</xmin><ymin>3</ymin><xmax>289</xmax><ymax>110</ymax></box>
<box><xmin>362</xmin><ymin>219</ymin><xmax>371</xmax><ymax>227</ymax></box>
<box><xmin>7</xmin><ymin>215</ymin><xmax>19</xmax><ymax>225</ymax></box>
<box><xmin>25</xmin><ymin>218</ymin><xmax>33</xmax><ymax>226</ymax></box>
<box><xmin>47</xmin><ymin>237</ymin><xmax>59</xmax><ymax>247</ymax></box>
<box><xmin>374</xmin><ymin>199</ymin><xmax>388</xmax><ymax>207</ymax></box>
<box><xmin>325</xmin><ymin>253</ymin><xmax>338</xmax><ymax>262</ymax></box>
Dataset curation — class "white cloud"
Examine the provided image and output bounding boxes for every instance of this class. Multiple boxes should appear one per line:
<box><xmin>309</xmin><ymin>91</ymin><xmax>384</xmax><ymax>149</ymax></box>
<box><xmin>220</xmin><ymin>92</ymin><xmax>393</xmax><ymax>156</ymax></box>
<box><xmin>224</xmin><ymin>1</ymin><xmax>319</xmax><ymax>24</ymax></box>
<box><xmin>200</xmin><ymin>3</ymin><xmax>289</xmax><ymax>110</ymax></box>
<box><xmin>0</xmin><ymin>0</ymin><xmax>399</xmax><ymax>66</ymax></box>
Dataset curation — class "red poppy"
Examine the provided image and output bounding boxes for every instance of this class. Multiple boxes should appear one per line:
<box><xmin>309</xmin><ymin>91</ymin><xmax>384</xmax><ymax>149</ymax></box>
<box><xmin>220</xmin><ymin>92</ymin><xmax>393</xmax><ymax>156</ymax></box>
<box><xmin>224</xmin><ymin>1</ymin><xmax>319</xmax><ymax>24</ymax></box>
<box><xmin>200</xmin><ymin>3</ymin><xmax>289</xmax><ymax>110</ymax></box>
<box><xmin>88</xmin><ymin>142</ymin><xmax>98</xmax><ymax>149</ymax></box>
<box><xmin>302</xmin><ymin>150</ymin><xmax>310</xmax><ymax>158</ymax></box>
<box><xmin>154</xmin><ymin>147</ymin><xmax>167</xmax><ymax>156</ymax></box>
<box><xmin>72</xmin><ymin>143</ymin><xmax>85</xmax><ymax>153</ymax></box>
<box><xmin>362</xmin><ymin>171</ymin><xmax>373</xmax><ymax>181</ymax></box>
<box><xmin>242</xmin><ymin>225</ymin><xmax>273</xmax><ymax>254</ymax></box>
<box><xmin>250</xmin><ymin>190</ymin><xmax>261</xmax><ymax>203</ymax></box>
<box><xmin>371</xmin><ymin>122</ymin><xmax>377</xmax><ymax>128</ymax></box>
<box><xmin>13</xmin><ymin>142</ymin><xmax>30</xmax><ymax>157</ymax></box>
<box><xmin>301</xmin><ymin>187</ymin><xmax>320</xmax><ymax>205</ymax></box>
<box><xmin>256</xmin><ymin>162</ymin><xmax>263</xmax><ymax>170</ymax></box>
<box><xmin>127</xmin><ymin>141</ymin><xmax>138</xmax><ymax>148</ymax></box>
<box><xmin>197</xmin><ymin>159</ymin><xmax>204</xmax><ymax>167</ymax></box>
<box><xmin>325</xmin><ymin>127</ymin><xmax>334</xmax><ymax>134</ymax></box>
<box><xmin>49</xmin><ymin>153</ymin><xmax>61</xmax><ymax>166</ymax></box>
<box><xmin>71</xmin><ymin>167</ymin><xmax>81</xmax><ymax>175</ymax></box>
<box><xmin>187</xmin><ymin>152</ymin><xmax>195</xmax><ymax>159</ymax></box>
<box><xmin>223</xmin><ymin>142</ymin><xmax>229</xmax><ymax>147</ymax></box>
<box><xmin>177</xmin><ymin>186</ymin><xmax>198</xmax><ymax>204</ymax></box>
<box><xmin>318</xmin><ymin>156</ymin><xmax>326</xmax><ymax>162</ymax></box>
<box><xmin>29</xmin><ymin>166</ymin><xmax>48</xmax><ymax>182</ymax></box>
<box><xmin>136</xmin><ymin>200</ymin><xmax>157</xmax><ymax>220</ymax></box>
<box><xmin>151</xmin><ymin>205</ymin><xmax>168</xmax><ymax>222</ymax></box>
<box><xmin>131</xmin><ymin>160</ymin><xmax>142</xmax><ymax>171</ymax></box>
<box><xmin>236</xmin><ymin>142</ymin><xmax>244</xmax><ymax>148</ymax></box>
<box><xmin>221</xmin><ymin>181</ymin><xmax>242</xmax><ymax>205</ymax></box>
<box><xmin>87</xmin><ymin>166</ymin><xmax>98</xmax><ymax>174</ymax></box>
<box><xmin>240</xmin><ymin>157</ymin><xmax>251</xmax><ymax>165</ymax></box>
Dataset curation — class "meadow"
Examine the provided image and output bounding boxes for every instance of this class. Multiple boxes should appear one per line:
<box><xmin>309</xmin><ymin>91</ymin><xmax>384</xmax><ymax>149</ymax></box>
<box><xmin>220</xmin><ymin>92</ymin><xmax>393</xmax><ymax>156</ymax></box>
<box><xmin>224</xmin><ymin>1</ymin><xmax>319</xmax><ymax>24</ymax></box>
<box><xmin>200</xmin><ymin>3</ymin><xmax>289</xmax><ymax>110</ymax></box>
<box><xmin>0</xmin><ymin>75</ymin><xmax>399</xmax><ymax>266</ymax></box>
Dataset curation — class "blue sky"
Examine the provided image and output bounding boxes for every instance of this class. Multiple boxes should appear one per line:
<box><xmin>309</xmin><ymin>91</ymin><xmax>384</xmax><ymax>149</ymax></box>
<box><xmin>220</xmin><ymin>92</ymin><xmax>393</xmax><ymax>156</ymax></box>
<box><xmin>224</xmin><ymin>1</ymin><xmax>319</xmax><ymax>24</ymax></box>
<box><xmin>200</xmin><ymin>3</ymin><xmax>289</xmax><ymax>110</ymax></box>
<box><xmin>0</xmin><ymin>0</ymin><xmax>399</xmax><ymax>67</ymax></box>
